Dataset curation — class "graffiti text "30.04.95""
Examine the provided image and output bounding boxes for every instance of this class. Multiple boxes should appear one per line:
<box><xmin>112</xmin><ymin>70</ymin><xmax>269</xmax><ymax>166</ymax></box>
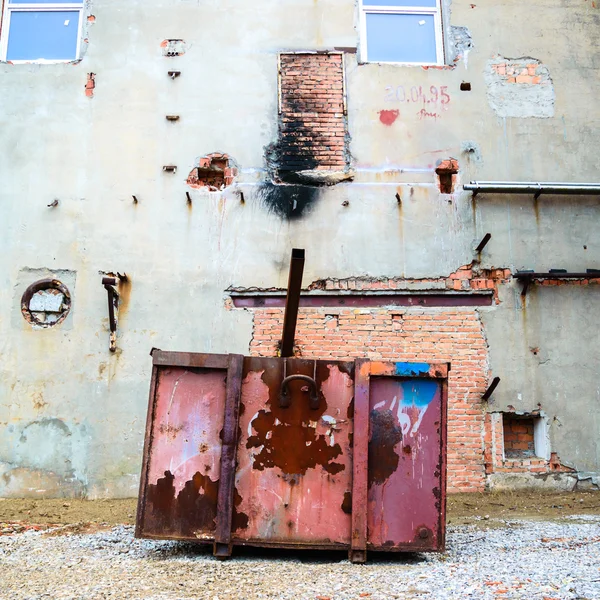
<box><xmin>384</xmin><ymin>85</ymin><xmax>451</xmax><ymax>106</ymax></box>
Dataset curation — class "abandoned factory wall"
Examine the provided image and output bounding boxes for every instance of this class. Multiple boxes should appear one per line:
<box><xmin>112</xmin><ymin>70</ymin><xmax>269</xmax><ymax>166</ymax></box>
<box><xmin>0</xmin><ymin>0</ymin><xmax>599</xmax><ymax>498</ymax></box>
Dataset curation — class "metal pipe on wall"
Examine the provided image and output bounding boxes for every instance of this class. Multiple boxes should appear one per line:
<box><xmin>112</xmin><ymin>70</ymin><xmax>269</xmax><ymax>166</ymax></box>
<box><xmin>280</xmin><ymin>249</ymin><xmax>305</xmax><ymax>358</ymax></box>
<box><xmin>464</xmin><ymin>181</ymin><xmax>600</xmax><ymax>196</ymax></box>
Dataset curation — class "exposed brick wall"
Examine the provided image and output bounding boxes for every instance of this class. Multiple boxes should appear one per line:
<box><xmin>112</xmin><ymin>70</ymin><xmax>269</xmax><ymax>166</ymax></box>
<box><xmin>435</xmin><ymin>158</ymin><xmax>459</xmax><ymax>194</ymax></box>
<box><xmin>186</xmin><ymin>153</ymin><xmax>237</xmax><ymax>190</ymax></box>
<box><xmin>277</xmin><ymin>53</ymin><xmax>347</xmax><ymax>172</ymax></box>
<box><xmin>85</xmin><ymin>73</ymin><xmax>95</xmax><ymax>98</ymax></box>
<box><xmin>490</xmin><ymin>60</ymin><xmax>544</xmax><ymax>85</ymax></box>
<box><xmin>503</xmin><ymin>415</ymin><xmax>535</xmax><ymax>459</ymax></box>
<box><xmin>249</xmin><ymin>307</ymin><xmax>489</xmax><ymax>493</ymax></box>
<box><xmin>308</xmin><ymin>264</ymin><xmax>512</xmax><ymax>304</ymax></box>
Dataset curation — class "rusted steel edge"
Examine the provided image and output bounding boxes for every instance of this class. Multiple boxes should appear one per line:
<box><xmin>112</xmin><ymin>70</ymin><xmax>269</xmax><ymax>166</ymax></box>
<box><xmin>141</xmin><ymin>531</ymin><xmax>349</xmax><ymax>551</ymax></box>
<box><xmin>214</xmin><ymin>354</ymin><xmax>244</xmax><ymax>559</ymax></box>
<box><xmin>135</xmin><ymin>364</ymin><xmax>160</xmax><ymax>539</ymax></box>
<box><xmin>350</xmin><ymin>358</ymin><xmax>370</xmax><ymax>564</ymax></box>
<box><xmin>280</xmin><ymin>248</ymin><xmax>305</xmax><ymax>357</ymax></box>
<box><xmin>437</xmin><ymin>374</ymin><xmax>449</xmax><ymax>551</ymax></box>
<box><xmin>231</xmin><ymin>292</ymin><xmax>493</xmax><ymax>308</ymax></box>
<box><xmin>151</xmin><ymin>350</ymin><xmax>229</xmax><ymax>369</ymax></box>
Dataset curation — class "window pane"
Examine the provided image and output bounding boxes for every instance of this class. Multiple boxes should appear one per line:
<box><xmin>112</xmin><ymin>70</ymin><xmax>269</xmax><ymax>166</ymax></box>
<box><xmin>7</xmin><ymin>11</ymin><xmax>80</xmax><ymax>61</ymax></box>
<box><xmin>363</xmin><ymin>0</ymin><xmax>437</xmax><ymax>7</ymax></box>
<box><xmin>366</xmin><ymin>13</ymin><xmax>437</xmax><ymax>63</ymax></box>
<box><xmin>8</xmin><ymin>0</ymin><xmax>82</xmax><ymax>4</ymax></box>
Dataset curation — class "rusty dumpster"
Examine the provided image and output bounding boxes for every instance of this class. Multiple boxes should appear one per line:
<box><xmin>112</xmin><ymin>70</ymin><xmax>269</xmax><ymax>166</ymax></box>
<box><xmin>135</xmin><ymin>351</ymin><xmax>448</xmax><ymax>562</ymax></box>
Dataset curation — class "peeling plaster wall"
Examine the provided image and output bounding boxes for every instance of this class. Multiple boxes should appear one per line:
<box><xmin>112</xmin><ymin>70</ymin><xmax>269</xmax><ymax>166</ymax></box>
<box><xmin>484</xmin><ymin>56</ymin><xmax>555</xmax><ymax>119</ymax></box>
<box><xmin>0</xmin><ymin>0</ymin><xmax>599</xmax><ymax>496</ymax></box>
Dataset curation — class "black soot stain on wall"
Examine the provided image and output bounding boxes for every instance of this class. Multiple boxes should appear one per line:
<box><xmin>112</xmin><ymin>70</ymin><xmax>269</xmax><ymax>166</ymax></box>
<box><xmin>257</xmin><ymin>182</ymin><xmax>321</xmax><ymax>220</ymax></box>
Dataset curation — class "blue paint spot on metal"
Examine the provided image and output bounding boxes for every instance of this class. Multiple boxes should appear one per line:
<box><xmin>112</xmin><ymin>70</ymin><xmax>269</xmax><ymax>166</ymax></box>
<box><xmin>401</xmin><ymin>380</ymin><xmax>438</xmax><ymax>407</ymax></box>
<box><xmin>394</xmin><ymin>362</ymin><xmax>430</xmax><ymax>376</ymax></box>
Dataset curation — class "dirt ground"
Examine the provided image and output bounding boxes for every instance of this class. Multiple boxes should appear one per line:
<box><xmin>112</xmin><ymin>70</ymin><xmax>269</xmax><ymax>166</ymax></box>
<box><xmin>0</xmin><ymin>490</ymin><xmax>599</xmax><ymax>530</ymax></box>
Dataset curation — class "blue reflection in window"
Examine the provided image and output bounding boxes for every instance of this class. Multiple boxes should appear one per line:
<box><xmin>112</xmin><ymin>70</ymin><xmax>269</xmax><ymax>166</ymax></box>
<box><xmin>7</xmin><ymin>11</ymin><xmax>80</xmax><ymax>61</ymax></box>
<box><xmin>366</xmin><ymin>13</ymin><xmax>437</xmax><ymax>63</ymax></box>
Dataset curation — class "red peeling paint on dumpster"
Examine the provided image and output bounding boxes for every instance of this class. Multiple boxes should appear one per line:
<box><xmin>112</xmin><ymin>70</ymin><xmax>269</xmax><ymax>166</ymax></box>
<box><xmin>234</xmin><ymin>359</ymin><xmax>354</xmax><ymax>545</ymax></box>
<box><xmin>136</xmin><ymin>352</ymin><xmax>447</xmax><ymax>558</ymax></box>
<box><xmin>141</xmin><ymin>367</ymin><xmax>226</xmax><ymax>539</ymax></box>
<box><xmin>367</xmin><ymin>376</ymin><xmax>444</xmax><ymax>549</ymax></box>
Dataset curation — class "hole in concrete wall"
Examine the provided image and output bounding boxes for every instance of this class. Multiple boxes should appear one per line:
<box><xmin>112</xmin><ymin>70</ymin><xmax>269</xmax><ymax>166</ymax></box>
<box><xmin>21</xmin><ymin>279</ymin><xmax>71</xmax><ymax>328</ymax></box>
<box><xmin>161</xmin><ymin>39</ymin><xmax>186</xmax><ymax>57</ymax></box>
<box><xmin>186</xmin><ymin>153</ymin><xmax>238</xmax><ymax>191</ymax></box>
<box><xmin>435</xmin><ymin>159</ymin><xmax>459</xmax><ymax>194</ymax></box>
<box><xmin>460</xmin><ymin>82</ymin><xmax>471</xmax><ymax>91</ymax></box>
<box><xmin>502</xmin><ymin>413</ymin><xmax>548</xmax><ymax>459</ymax></box>
<box><xmin>325</xmin><ymin>314</ymin><xmax>339</xmax><ymax>328</ymax></box>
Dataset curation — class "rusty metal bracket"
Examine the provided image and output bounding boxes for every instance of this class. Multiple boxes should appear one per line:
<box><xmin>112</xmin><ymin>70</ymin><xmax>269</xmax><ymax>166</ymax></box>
<box><xmin>350</xmin><ymin>358</ymin><xmax>370</xmax><ymax>564</ymax></box>
<box><xmin>475</xmin><ymin>233</ymin><xmax>492</xmax><ymax>254</ymax></box>
<box><xmin>102</xmin><ymin>277</ymin><xmax>119</xmax><ymax>352</ymax></box>
<box><xmin>482</xmin><ymin>376</ymin><xmax>500</xmax><ymax>401</ymax></box>
<box><xmin>279</xmin><ymin>374</ymin><xmax>319</xmax><ymax>409</ymax></box>
<box><xmin>214</xmin><ymin>354</ymin><xmax>244</xmax><ymax>560</ymax></box>
<box><xmin>280</xmin><ymin>248</ymin><xmax>305</xmax><ymax>357</ymax></box>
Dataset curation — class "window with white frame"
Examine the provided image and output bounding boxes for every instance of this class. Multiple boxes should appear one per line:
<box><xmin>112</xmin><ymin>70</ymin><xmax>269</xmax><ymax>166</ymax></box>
<box><xmin>360</xmin><ymin>0</ymin><xmax>444</xmax><ymax>65</ymax></box>
<box><xmin>1</xmin><ymin>0</ymin><xmax>84</xmax><ymax>63</ymax></box>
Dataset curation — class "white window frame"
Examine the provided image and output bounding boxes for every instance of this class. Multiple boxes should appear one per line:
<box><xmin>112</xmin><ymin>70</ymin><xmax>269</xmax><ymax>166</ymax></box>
<box><xmin>0</xmin><ymin>1</ymin><xmax>84</xmax><ymax>63</ymax></box>
<box><xmin>359</xmin><ymin>0</ymin><xmax>445</xmax><ymax>66</ymax></box>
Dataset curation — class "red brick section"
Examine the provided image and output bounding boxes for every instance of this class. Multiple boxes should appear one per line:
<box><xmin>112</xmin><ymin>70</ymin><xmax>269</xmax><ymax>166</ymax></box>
<box><xmin>491</xmin><ymin>60</ymin><xmax>544</xmax><ymax>84</ymax></box>
<box><xmin>186</xmin><ymin>153</ymin><xmax>237</xmax><ymax>190</ymax></box>
<box><xmin>85</xmin><ymin>73</ymin><xmax>95</xmax><ymax>98</ymax></box>
<box><xmin>502</xmin><ymin>415</ymin><xmax>535</xmax><ymax>458</ymax></box>
<box><xmin>250</xmin><ymin>307</ymin><xmax>489</xmax><ymax>493</ymax></box>
<box><xmin>279</xmin><ymin>53</ymin><xmax>347</xmax><ymax>171</ymax></box>
<box><xmin>435</xmin><ymin>158</ymin><xmax>459</xmax><ymax>194</ymax></box>
<box><xmin>308</xmin><ymin>264</ymin><xmax>512</xmax><ymax>304</ymax></box>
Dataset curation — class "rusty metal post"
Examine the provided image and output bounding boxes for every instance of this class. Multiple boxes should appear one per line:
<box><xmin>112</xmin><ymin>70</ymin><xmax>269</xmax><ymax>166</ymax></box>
<box><xmin>280</xmin><ymin>248</ymin><xmax>305</xmax><ymax>358</ymax></box>
<box><xmin>214</xmin><ymin>354</ymin><xmax>244</xmax><ymax>559</ymax></box>
<box><xmin>350</xmin><ymin>359</ymin><xmax>370</xmax><ymax>564</ymax></box>
<box><xmin>102</xmin><ymin>277</ymin><xmax>119</xmax><ymax>352</ymax></box>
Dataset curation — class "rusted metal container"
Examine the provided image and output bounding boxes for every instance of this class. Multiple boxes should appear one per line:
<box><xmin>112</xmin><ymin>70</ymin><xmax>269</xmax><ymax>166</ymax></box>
<box><xmin>135</xmin><ymin>350</ymin><xmax>448</xmax><ymax>562</ymax></box>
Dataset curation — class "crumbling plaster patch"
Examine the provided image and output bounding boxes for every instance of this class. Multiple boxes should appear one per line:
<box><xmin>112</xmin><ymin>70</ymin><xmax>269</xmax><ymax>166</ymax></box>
<box><xmin>160</xmin><ymin>39</ymin><xmax>186</xmax><ymax>57</ymax></box>
<box><xmin>450</xmin><ymin>26</ymin><xmax>474</xmax><ymax>67</ymax></box>
<box><xmin>485</xmin><ymin>56</ymin><xmax>555</xmax><ymax>118</ymax></box>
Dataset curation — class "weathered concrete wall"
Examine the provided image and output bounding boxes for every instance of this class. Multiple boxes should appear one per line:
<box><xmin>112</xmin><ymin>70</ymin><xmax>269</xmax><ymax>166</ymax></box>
<box><xmin>0</xmin><ymin>0</ymin><xmax>599</xmax><ymax>496</ymax></box>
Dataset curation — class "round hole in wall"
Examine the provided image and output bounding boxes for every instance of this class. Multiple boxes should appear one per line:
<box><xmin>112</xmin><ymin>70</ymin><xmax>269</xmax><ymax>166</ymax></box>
<box><xmin>21</xmin><ymin>279</ymin><xmax>71</xmax><ymax>328</ymax></box>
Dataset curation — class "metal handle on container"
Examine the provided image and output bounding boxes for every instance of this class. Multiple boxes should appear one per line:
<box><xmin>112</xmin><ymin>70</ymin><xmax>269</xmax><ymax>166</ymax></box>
<box><xmin>279</xmin><ymin>375</ymin><xmax>319</xmax><ymax>409</ymax></box>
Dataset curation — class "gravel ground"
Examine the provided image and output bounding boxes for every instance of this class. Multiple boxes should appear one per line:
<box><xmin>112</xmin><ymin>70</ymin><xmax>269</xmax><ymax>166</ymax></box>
<box><xmin>1</xmin><ymin>516</ymin><xmax>599</xmax><ymax>600</ymax></box>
